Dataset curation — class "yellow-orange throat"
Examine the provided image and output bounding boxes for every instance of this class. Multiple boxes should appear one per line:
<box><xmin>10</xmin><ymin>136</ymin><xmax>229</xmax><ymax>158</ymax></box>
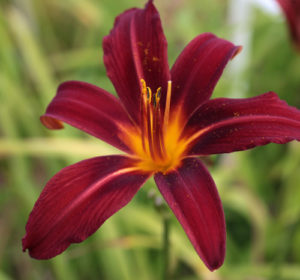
<box><xmin>120</xmin><ymin>79</ymin><xmax>189</xmax><ymax>173</ymax></box>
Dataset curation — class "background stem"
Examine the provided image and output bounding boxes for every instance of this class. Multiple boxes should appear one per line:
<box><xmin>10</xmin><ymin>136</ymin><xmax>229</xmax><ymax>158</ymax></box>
<box><xmin>162</xmin><ymin>215</ymin><xmax>170</xmax><ymax>280</ymax></box>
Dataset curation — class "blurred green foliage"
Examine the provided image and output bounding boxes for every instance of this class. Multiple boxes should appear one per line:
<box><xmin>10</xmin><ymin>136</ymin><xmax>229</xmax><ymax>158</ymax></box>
<box><xmin>0</xmin><ymin>0</ymin><xmax>300</xmax><ymax>279</ymax></box>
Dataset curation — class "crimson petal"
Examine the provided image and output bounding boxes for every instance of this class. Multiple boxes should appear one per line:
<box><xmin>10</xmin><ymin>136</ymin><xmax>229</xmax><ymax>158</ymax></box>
<box><xmin>155</xmin><ymin>158</ymin><xmax>225</xmax><ymax>271</ymax></box>
<box><xmin>22</xmin><ymin>155</ymin><xmax>149</xmax><ymax>259</ymax></box>
<box><xmin>103</xmin><ymin>0</ymin><xmax>170</xmax><ymax>123</ymax></box>
<box><xmin>184</xmin><ymin>92</ymin><xmax>300</xmax><ymax>155</ymax></box>
<box><xmin>276</xmin><ymin>0</ymin><xmax>300</xmax><ymax>50</ymax></box>
<box><xmin>40</xmin><ymin>81</ymin><xmax>132</xmax><ymax>153</ymax></box>
<box><xmin>170</xmin><ymin>33</ymin><xmax>241</xmax><ymax>120</ymax></box>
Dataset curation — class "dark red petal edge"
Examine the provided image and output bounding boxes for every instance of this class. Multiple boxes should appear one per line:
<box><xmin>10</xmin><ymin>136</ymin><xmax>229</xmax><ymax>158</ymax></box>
<box><xmin>170</xmin><ymin>33</ymin><xmax>242</xmax><ymax>120</ymax></box>
<box><xmin>22</xmin><ymin>155</ymin><xmax>150</xmax><ymax>259</ymax></box>
<box><xmin>41</xmin><ymin>81</ymin><xmax>132</xmax><ymax>153</ymax></box>
<box><xmin>155</xmin><ymin>158</ymin><xmax>226</xmax><ymax>271</ymax></box>
<box><xmin>184</xmin><ymin>92</ymin><xmax>300</xmax><ymax>155</ymax></box>
<box><xmin>276</xmin><ymin>0</ymin><xmax>300</xmax><ymax>49</ymax></box>
<box><xmin>103</xmin><ymin>0</ymin><xmax>170</xmax><ymax>123</ymax></box>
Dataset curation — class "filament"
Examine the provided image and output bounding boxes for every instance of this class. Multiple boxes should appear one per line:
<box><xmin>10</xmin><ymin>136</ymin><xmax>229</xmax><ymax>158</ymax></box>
<box><xmin>163</xmin><ymin>81</ymin><xmax>172</xmax><ymax>133</ymax></box>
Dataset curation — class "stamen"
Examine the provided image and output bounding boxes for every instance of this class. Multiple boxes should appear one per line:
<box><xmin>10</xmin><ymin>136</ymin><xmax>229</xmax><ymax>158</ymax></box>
<box><xmin>163</xmin><ymin>81</ymin><xmax>172</xmax><ymax>133</ymax></box>
<box><xmin>140</xmin><ymin>79</ymin><xmax>148</xmax><ymax>152</ymax></box>
<box><xmin>157</xmin><ymin>110</ymin><xmax>167</xmax><ymax>158</ymax></box>
<box><xmin>146</xmin><ymin>101</ymin><xmax>155</xmax><ymax>159</ymax></box>
<box><xmin>152</xmin><ymin>86</ymin><xmax>166</xmax><ymax>159</ymax></box>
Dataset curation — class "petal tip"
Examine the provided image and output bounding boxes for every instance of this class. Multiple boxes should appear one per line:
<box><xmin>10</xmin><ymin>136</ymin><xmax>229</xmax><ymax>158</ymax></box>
<box><xmin>40</xmin><ymin>115</ymin><xmax>64</xmax><ymax>130</ymax></box>
<box><xmin>146</xmin><ymin>0</ymin><xmax>156</xmax><ymax>10</ymax></box>
<box><xmin>205</xmin><ymin>247</ymin><xmax>225</xmax><ymax>271</ymax></box>
<box><xmin>22</xmin><ymin>235</ymin><xmax>29</xmax><ymax>253</ymax></box>
<box><xmin>207</xmin><ymin>259</ymin><xmax>224</xmax><ymax>271</ymax></box>
<box><xmin>231</xmin><ymin>45</ymin><xmax>243</xmax><ymax>60</ymax></box>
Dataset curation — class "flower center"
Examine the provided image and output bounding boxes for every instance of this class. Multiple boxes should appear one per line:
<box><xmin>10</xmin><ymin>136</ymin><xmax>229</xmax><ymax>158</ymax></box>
<box><xmin>120</xmin><ymin>79</ymin><xmax>188</xmax><ymax>174</ymax></box>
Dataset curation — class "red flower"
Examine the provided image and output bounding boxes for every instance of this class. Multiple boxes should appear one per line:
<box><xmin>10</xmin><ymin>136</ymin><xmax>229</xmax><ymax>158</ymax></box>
<box><xmin>277</xmin><ymin>0</ymin><xmax>300</xmax><ymax>51</ymax></box>
<box><xmin>23</xmin><ymin>0</ymin><xmax>300</xmax><ymax>271</ymax></box>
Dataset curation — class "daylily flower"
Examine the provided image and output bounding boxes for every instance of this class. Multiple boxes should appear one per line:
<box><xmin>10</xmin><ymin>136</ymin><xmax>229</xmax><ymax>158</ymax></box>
<box><xmin>23</xmin><ymin>0</ymin><xmax>300</xmax><ymax>271</ymax></box>
<box><xmin>276</xmin><ymin>0</ymin><xmax>300</xmax><ymax>51</ymax></box>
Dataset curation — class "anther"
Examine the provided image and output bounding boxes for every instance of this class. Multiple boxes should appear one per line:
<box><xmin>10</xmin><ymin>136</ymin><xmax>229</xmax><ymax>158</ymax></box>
<box><xmin>156</xmin><ymin>87</ymin><xmax>161</xmax><ymax>102</ymax></box>
<box><xmin>141</xmin><ymin>79</ymin><xmax>147</xmax><ymax>95</ymax></box>
<box><xmin>153</xmin><ymin>94</ymin><xmax>157</xmax><ymax>107</ymax></box>
<box><xmin>151</xmin><ymin>87</ymin><xmax>161</xmax><ymax>108</ymax></box>
<box><xmin>146</xmin><ymin>87</ymin><xmax>152</xmax><ymax>103</ymax></box>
